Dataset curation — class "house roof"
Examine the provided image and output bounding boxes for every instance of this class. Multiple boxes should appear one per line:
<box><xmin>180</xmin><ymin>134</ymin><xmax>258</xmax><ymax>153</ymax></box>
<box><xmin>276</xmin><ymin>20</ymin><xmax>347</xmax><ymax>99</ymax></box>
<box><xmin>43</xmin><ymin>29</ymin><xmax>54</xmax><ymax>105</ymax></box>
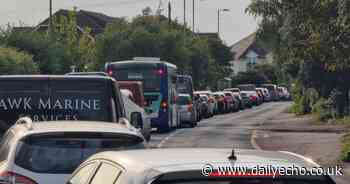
<box><xmin>12</xmin><ymin>26</ymin><xmax>35</xmax><ymax>33</ymax></box>
<box><xmin>230</xmin><ymin>32</ymin><xmax>268</xmax><ymax>60</ymax></box>
<box><xmin>37</xmin><ymin>9</ymin><xmax>119</xmax><ymax>36</ymax></box>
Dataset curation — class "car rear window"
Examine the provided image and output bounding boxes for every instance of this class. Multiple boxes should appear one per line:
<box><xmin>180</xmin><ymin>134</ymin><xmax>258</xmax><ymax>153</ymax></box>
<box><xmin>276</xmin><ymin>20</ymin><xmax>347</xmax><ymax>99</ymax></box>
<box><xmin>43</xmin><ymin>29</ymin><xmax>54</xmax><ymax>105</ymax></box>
<box><xmin>177</xmin><ymin>96</ymin><xmax>191</xmax><ymax>105</ymax></box>
<box><xmin>15</xmin><ymin>133</ymin><xmax>144</xmax><ymax>174</ymax></box>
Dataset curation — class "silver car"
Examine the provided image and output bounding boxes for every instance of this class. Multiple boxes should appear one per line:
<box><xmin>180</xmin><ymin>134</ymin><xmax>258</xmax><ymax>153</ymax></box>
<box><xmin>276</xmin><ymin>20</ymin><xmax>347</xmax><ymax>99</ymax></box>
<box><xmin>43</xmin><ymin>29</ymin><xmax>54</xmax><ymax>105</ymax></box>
<box><xmin>176</xmin><ymin>94</ymin><xmax>197</xmax><ymax>127</ymax></box>
<box><xmin>67</xmin><ymin>148</ymin><xmax>336</xmax><ymax>184</ymax></box>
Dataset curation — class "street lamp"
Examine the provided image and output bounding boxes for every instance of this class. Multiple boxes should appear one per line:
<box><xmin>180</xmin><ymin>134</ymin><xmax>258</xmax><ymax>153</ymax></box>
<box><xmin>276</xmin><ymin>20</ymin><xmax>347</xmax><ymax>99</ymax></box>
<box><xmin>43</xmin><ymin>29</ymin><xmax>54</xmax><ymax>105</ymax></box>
<box><xmin>217</xmin><ymin>8</ymin><xmax>230</xmax><ymax>37</ymax></box>
<box><xmin>192</xmin><ymin>0</ymin><xmax>206</xmax><ymax>32</ymax></box>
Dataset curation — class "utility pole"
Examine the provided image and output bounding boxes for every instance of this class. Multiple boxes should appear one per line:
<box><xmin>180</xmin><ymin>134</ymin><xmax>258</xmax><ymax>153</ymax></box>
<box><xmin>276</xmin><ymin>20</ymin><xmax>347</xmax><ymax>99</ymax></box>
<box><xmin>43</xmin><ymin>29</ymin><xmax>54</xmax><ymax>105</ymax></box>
<box><xmin>168</xmin><ymin>1</ymin><xmax>172</xmax><ymax>26</ymax></box>
<box><xmin>217</xmin><ymin>9</ymin><xmax>220</xmax><ymax>35</ymax></box>
<box><xmin>192</xmin><ymin>0</ymin><xmax>195</xmax><ymax>32</ymax></box>
<box><xmin>217</xmin><ymin>9</ymin><xmax>230</xmax><ymax>37</ymax></box>
<box><xmin>49</xmin><ymin>0</ymin><xmax>53</xmax><ymax>33</ymax></box>
<box><xmin>183</xmin><ymin>0</ymin><xmax>186</xmax><ymax>28</ymax></box>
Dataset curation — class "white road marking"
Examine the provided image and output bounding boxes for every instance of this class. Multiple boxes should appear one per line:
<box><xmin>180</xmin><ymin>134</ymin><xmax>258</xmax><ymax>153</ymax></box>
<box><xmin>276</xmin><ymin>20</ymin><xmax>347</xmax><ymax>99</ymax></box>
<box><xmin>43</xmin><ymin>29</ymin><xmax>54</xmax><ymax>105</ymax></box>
<box><xmin>157</xmin><ymin>129</ymin><xmax>184</xmax><ymax>148</ymax></box>
<box><xmin>250</xmin><ymin>130</ymin><xmax>262</xmax><ymax>150</ymax></box>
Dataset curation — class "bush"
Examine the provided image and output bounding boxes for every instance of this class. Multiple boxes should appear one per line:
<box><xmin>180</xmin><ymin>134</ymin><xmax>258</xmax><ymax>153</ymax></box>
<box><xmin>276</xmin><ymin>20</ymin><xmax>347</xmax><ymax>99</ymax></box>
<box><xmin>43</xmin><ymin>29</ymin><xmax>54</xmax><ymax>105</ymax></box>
<box><xmin>312</xmin><ymin>98</ymin><xmax>332</xmax><ymax>121</ymax></box>
<box><xmin>341</xmin><ymin>134</ymin><xmax>350</xmax><ymax>162</ymax></box>
<box><xmin>0</xmin><ymin>47</ymin><xmax>39</xmax><ymax>74</ymax></box>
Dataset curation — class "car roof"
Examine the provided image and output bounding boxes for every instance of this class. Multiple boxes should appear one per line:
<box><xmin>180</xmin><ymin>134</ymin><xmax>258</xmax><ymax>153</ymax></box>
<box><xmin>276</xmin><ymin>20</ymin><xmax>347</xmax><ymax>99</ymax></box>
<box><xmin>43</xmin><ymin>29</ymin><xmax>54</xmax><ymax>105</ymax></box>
<box><xmin>0</xmin><ymin>75</ymin><xmax>114</xmax><ymax>82</ymax></box>
<box><xmin>10</xmin><ymin>121</ymin><xmax>143</xmax><ymax>139</ymax></box>
<box><xmin>213</xmin><ymin>92</ymin><xmax>225</xmax><ymax>95</ymax></box>
<box><xmin>108</xmin><ymin>60</ymin><xmax>177</xmax><ymax>69</ymax></box>
<box><xmin>194</xmin><ymin>91</ymin><xmax>212</xmax><ymax>94</ymax></box>
<box><xmin>89</xmin><ymin>148</ymin><xmax>320</xmax><ymax>176</ymax></box>
<box><xmin>178</xmin><ymin>93</ymin><xmax>191</xmax><ymax>97</ymax></box>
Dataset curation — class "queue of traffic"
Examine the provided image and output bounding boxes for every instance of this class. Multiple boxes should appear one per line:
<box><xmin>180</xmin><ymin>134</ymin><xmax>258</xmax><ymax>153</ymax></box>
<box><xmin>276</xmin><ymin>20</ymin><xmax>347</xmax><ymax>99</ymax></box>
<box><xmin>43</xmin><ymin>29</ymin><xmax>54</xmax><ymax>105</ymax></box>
<box><xmin>188</xmin><ymin>84</ymin><xmax>291</xmax><ymax>124</ymax></box>
<box><xmin>0</xmin><ymin>57</ymin><xmax>335</xmax><ymax>184</ymax></box>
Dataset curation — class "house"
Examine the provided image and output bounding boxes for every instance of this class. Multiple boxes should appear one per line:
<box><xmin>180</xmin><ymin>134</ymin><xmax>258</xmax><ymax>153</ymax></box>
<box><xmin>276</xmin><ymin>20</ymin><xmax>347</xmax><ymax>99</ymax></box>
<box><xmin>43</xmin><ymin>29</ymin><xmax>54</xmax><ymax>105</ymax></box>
<box><xmin>230</xmin><ymin>33</ymin><xmax>272</xmax><ymax>75</ymax></box>
<box><xmin>37</xmin><ymin>9</ymin><xmax>120</xmax><ymax>37</ymax></box>
<box><xmin>13</xmin><ymin>9</ymin><xmax>120</xmax><ymax>37</ymax></box>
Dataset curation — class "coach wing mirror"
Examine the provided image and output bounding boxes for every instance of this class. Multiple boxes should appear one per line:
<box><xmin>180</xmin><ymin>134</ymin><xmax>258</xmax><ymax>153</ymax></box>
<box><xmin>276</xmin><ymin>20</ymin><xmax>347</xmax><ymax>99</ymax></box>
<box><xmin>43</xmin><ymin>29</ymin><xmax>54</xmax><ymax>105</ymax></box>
<box><xmin>131</xmin><ymin>112</ymin><xmax>143</xmax><ymax>129</ymax></box>
<box><xmin>145</xmin><ymin>108</ymin><xmax>153</xmax><ymax>114</ymax></box>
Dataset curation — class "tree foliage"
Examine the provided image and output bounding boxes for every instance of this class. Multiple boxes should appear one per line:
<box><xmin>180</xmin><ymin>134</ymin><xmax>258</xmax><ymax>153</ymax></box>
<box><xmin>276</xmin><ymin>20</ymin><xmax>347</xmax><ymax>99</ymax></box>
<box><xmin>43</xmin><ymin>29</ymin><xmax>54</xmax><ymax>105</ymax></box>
<box><xmin>247</xmin><ymin>0</ymin><xmax>350</xmax><ymax>117</ymax></box>
<box><xmin>0</xmin><ymin>47</ymin><xmax>38</xmax><ymax>74</ymax></box>
<box><xmin>96</xmin><ymin>15</ymin><xmax>231</xmax><ymax>89</ymax></box>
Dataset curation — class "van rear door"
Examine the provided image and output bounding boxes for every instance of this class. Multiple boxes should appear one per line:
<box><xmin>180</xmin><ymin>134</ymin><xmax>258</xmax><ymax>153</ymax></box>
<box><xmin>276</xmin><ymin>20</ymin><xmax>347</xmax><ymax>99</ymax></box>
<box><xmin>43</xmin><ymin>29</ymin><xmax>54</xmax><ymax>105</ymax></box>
<box><xmin>0</xmin><ymin>77</ymin><xmax>49</xmax><ymax>131</ymax></box>
<box><xmin>49</xmin><ymin>78</ymin><xmax>112</xmax><ymax>122</ymax></box>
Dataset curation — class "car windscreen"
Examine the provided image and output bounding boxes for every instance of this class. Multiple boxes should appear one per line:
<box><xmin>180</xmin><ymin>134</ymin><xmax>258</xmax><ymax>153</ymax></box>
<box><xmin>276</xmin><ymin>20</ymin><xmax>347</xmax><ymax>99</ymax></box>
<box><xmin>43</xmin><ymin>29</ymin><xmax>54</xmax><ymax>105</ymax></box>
<box><xmin>111</xmin><ymin>67</ymin><xmax>161</xmax><ymax>92</ymax></box>
<box><xmin>15</xmin><ymin>133</ymin><xmax>144</xmax><ymax>174</ymax></box>
<box><xmin>177</xmin><ymin>96</ymin><xmax>191</xmax><ymax>105</ymax></box>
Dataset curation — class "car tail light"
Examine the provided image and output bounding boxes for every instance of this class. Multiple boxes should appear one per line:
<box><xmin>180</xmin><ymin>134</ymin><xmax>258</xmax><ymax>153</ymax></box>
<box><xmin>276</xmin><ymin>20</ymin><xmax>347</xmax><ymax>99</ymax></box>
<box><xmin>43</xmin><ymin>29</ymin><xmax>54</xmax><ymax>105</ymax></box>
<box><xmin>107</xmin><ymin>69</ymin><xmax>113</xmax><ymax>76</ymax></box>
<box><xmin>250</xmin><ymin>96</ymin><xmax>257</xmax><ymax>101</ymax></box>
<box><xmin>0</xmin><ymin>171</ymin><xmax>37</xmax><ymax>184</ymax></box>
<box><xmin>188</xmin><ymin>103</ymin><xmax>193</xmax><ymax>112</ymax></box>
<box><xmin>161</xmin><ymin>101</ymin><xmax>168</xmax><ymax>109</ymax></box>
<box><xmin>154</xmin><ymin>69</ymin><xmax>165</xmax><ymax>76</ymax></box>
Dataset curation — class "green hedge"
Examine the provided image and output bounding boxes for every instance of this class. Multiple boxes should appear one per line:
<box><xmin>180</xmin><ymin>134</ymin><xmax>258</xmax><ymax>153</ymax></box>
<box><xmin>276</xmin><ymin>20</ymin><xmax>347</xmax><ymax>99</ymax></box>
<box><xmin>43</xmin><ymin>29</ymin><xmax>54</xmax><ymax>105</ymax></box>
<box><xmin>0</xmin><ymin>47</ymin><xmax>39</xmax><ymax>74</ymax></box>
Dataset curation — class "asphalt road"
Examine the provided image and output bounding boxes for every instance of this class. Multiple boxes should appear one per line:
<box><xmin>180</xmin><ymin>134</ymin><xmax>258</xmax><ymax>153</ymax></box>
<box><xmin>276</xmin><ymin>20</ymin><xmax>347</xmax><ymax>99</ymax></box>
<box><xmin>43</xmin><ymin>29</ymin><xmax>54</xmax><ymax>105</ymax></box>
<box><xmin>150</xmin><ymin>102</ymin><xmax>291</xmax><ymax>149</ymax></box>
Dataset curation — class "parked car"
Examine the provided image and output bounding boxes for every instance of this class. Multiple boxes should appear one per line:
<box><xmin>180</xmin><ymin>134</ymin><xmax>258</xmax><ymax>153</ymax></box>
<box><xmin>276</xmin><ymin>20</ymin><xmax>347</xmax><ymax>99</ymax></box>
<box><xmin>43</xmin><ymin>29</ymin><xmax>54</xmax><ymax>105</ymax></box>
<box><xmin>121</xmin><ymin>89</ymin><xmax>151</xmax><ymax>141</ymax></box>
<box><xmin>176</xmin><ymin>94</ymin><xmax>197</xmax><ymax>127</ymax></box>
<box><xmin>0</xmin><ymin>75</ymin><xmax>133</xmax><ymax>134</ymax></box>
<box><xmin>193</xmin><ymin>94</ymin><xmax>203</xmax><ymax>122</ymax></box>
<box><xmin>176</xmin><ymin>75</ymin><xmax>199</xmax><ymax>122</ymax></box>
<box><xmin>242</xmin><ymin>91</ymin><xmax>260</xmax><ymax>106</ymax></box>
<box><xmin>213</xmin><ymin>92</ymin><xmax>227</xmax><ymax>113</ymax></box>
<box><xmin>255</xmin><ymin>89</ymin><xmax>265</xmax><ymax>105</ymax></box>
<box><xmin>262</xmin><ymin>84</ymin><xmax>280</xmax><ymax>101</ymax></box>
<box><xmin>240</xmin><ymin>91</ymin><xmax>253</xmax><ymax>108</ymax></box>
<box><xmin>223</xmin><ymin>91</ymin><xmax>239</xmax><ymax>112</ymax></box>
<box><xmin>67</xmin><ymin>148</ymin><xmax>336</xmax><ymax>184</ymax></box>
<box><xmin>257</xmin><ymin>87</ymin><xmax>271</xmax><ymax>102</ymax></box>
<box><xmin>199</xmin><ymin>94</ymin><xmax>211</xmax><ymax>118</ymax></box>
<box><xmin>0</xmin><ymin>118</ymin><xmax>146</xmax><ymax>184</ymax></box>
<box><xmin>232</xmin><ymin>92</ymin><xmax>245</xmax><ymax>110</ymax></box>
<box><xmin>194</xmin><ymin>91</ymin><xmax>216</xmax><ymax>116</ymax></box>
<box><xmin>278</xmin><ymin>86</ymin><xmax>291</xmax><ymax>101</ymax></box>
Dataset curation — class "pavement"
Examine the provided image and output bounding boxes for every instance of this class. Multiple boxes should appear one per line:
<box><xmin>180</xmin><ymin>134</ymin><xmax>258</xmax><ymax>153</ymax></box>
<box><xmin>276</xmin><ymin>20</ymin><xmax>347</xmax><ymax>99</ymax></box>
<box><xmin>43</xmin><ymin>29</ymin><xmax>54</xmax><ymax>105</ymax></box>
<box><xmin>252</xmin><ymin>109</ymin><xmax>350</xmax><ymax>184</ymax></box>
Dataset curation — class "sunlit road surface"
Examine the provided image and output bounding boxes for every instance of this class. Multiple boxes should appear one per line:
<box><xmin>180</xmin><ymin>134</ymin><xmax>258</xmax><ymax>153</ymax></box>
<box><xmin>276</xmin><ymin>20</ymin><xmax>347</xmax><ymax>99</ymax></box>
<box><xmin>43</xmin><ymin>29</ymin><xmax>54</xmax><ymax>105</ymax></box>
<box><xmin>150</xmin><ymin>102</ymin><xmax>291</xmax><ymax>149</ymax></box>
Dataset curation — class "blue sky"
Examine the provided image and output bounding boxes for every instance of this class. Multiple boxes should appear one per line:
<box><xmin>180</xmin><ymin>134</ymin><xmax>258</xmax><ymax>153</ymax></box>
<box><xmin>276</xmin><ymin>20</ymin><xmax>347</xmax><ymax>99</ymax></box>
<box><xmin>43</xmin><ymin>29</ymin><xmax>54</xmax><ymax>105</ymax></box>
<box><xmin>0</xmin><ymin>0</ymin><xmax>258</xmax><ymax>45</ymax></box>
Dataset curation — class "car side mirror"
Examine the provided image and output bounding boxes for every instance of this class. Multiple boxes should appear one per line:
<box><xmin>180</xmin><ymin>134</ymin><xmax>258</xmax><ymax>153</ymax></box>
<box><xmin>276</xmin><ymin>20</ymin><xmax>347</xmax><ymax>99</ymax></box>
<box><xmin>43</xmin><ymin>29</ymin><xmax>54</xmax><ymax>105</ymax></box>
<box><xmin>145</xmin><ymin>108</ymin><xmax>153</xmax><ymax>114</ymax></box>
<box><xmin>118</xmin><ymin>117</ymin><xmax>132</xmax><ymax>128</ymax></box>
<box><xmin>131</xmin><ymin>112</ymin><xmax>143</xmax><ymax>129</ymax></box>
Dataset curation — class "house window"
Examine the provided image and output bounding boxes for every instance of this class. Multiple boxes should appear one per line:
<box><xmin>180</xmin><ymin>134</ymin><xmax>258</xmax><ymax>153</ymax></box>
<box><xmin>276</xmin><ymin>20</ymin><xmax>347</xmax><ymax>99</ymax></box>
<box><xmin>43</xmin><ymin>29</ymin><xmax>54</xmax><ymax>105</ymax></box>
<box><xmin>247</xmin><ymin>57</ymin><xmax>257</xmax><ymax>70</ymax></box>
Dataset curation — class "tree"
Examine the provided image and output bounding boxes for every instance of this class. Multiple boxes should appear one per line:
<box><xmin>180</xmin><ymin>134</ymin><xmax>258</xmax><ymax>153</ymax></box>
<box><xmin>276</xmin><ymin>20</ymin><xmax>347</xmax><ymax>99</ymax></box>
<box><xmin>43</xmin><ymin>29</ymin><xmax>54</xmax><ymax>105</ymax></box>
<box><xmin>0</xmin><ymin>47</ymin><xmax>38</xmax><ymax>74</ymax></box>
<box><xmin>247</xmin><ymin>0</ymin><xmax>350</xmax><ymax>116</ymax></box>
<box><xmin>78</xmin><ymin>27</ymin><xmax>97</xmax><ymax>71</ymax></box>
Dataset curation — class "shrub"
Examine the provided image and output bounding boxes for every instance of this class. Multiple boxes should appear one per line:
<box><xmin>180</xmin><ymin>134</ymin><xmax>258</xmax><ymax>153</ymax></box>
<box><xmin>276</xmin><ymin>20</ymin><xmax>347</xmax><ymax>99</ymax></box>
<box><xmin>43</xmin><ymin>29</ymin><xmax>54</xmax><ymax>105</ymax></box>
<box><xmin>0</xmin><ymin>46</ymin><xmax>39</xmax><ymax>74</ymax></box>
<box><xmin>341</xmin><ymin>134</ymin><xmax>350</xmax><ymax>162</ymax></box>
<box><xmin>312</xmin><ymin>98</ymin><xmax>332</xmax><ymax>121</ymax></box>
